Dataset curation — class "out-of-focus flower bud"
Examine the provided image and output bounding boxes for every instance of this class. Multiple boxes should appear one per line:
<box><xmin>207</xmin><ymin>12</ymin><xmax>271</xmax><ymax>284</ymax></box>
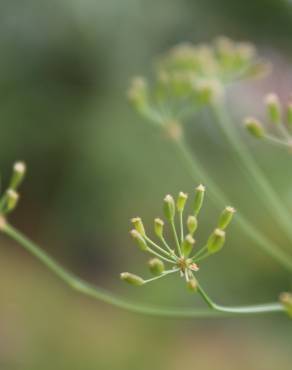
<box><xmin>244</xmin><ymin>117</ymin><xmax>265</xmax><ymax>139</ymax></box>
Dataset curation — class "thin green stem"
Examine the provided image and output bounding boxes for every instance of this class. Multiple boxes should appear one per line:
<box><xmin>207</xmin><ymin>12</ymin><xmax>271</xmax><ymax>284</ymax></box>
<box><xmin>170</xmin><ymin>221</ymin><xmax>182</xmax><ymax>256</ymax></box>
<box><xmin>197</xmin><ymin>282</ymin><xmax>284</xmax><ymax>314</ymax></box>
<box><xmin>0</xmin><ymin>222</ymin><xmax>284</xmax><ymax>317</ymax></box>
<box><xmin>146</xmin><ymin>246</ymin><xmax>174</xmax><ymax>263</ymax></box>
<box><xmin>161</xmin><ymin>235</ymin><xmax>175</xmax><ymax>255</ymax></box>
<box><xmin>144</xmin><ymin>268</ymin><xmax>179</xmax><ymax>284</ymax></box>
<box><xmin>173</xmin><ymin>138</ymin><xmax>292</xmax><ymax>272</ymax></box>
<box><xmin>265</xmin><ymin>134</ymin><xmax>291</xmax><ymax>148</ymax></box>
<box><xmin>194</xmin><ymin>250</ymin><xmax>212</xmax><ymax>263</ymax></box>
<box><xmin>179</xmin><ymin>211</ymin><xmax>184</xmax><ymax>243</ymax></box>
<box><xmin>144</xmin><ymin>235</ymin><xmax>175</xmax><ymax>260</ymax></box>
<box><xmin>212</xmin><ymin>102</ymin><xmax>292</xmax><ymax>244</ymax></box>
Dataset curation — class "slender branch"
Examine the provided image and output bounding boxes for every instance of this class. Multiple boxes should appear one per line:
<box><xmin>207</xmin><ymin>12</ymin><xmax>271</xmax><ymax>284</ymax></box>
<box><xmin>144</xmin><ymin>235</ymin><xmax>176</xmax><ymax>260</ymax></box>
<box><xmin>172</xmin><ymin>138</ymin><xmax>292</xmax><ymax>272</ymax></box>
<box><xmin>197</xmin><ymin>283</ymin><xmax>284</xmax><ymax>315</ymax></box>
<box><xmin>170</xmin><ymin>221</ymin><xmax>182</xmax><ymax>256</ymax></box>
<box><xmin>1</xmin><ymin>222</ymin><xmax>283</xmax><ymax>317</ymax></box>
<box><xmin>179</xmin><ymin>212</ymin><xmax>184</xmax><ymax>243</ymax></box>
<box><xmin>265</xmin><ymin>134</ymin><xmax>291</xmax><ymax>148</ymax></box>
<box><xmin>144</xmin><ymin>268</ymin><xmax>179</xmax><ymax>284</ymax></box>
<box><xmin>211</xmin><ymin>102</ymin><xmax>292</xmax><ymax>244</ymax></box>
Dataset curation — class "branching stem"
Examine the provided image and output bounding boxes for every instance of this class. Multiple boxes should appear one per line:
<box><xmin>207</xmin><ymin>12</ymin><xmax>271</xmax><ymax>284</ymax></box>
<box><xmin>0</xmin><ymin>222</ymin><xmax>284</xmax><ymax>317</ymax></box>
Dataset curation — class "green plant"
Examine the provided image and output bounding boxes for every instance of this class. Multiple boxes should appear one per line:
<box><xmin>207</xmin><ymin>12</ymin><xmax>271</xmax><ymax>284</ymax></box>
<box><xmin>1</xmin><ymin>37</ymin><xmax>292</xmax><ymax>318</ymax></box>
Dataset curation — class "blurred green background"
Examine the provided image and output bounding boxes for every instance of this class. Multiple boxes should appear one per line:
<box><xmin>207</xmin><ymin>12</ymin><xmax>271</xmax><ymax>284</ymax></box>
<box><xmin>0</xmin><ymin>0</ymin><xmax>292</xmax><ymax>369</ymax></box>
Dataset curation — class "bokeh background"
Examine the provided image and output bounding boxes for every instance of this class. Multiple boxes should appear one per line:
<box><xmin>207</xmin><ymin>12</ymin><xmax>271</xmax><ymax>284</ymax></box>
<box><xmin>0</xmin><ymin>0</ymin><xmax>292</xmax><ymax>369</ymax></box>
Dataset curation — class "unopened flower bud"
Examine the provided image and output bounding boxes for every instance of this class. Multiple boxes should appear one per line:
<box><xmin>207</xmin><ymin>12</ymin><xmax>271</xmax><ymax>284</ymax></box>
<box><xmin>244</xmin><ymin>117</ymin><xmax>265</xmax><ymax>139</ymax></box>
<box><xmin>163</xmin><ymin>194</ymin><xmax>175</xmax><ymax>222</ymax></box>
<box><xmin>279</xmin><ymin>292</ymin><xmax>292</xmax><ymax>317</ymax></box>
<box><xmin>187</xmin><ymin>278</ymin><xmax>198</xmax><ymax>293</ymax></box>
<box><xmin>187</xmin><ymin>215</ymin><xmax>198</xmax><ymax>235</ymax></box>
<box><xmin>9</xmin><ymin>161</ymin><xmax>26</xmax><ymax>190</ymax></box>
<box><xmin>130</xmin><ymin>229</ymin><xmax>148</xmax><ymax>251</ymax></box>
<box><xmin>193</xmin><ymin>184</ymin><xmax>205</xmax><ymax>216</ymax></box>
<box><xmin>218</xmin><ymin>206</ymin><xmax>235</xmax><ymax>230</ymax></box>
<box><xmin>176</xmin><ymin>192</ymin><xmax>188</xmax><ymax>212</ymax></box>
<box><xmin>195</xmin><ymin>79</ymin><xmax>223</xmax><ymax>104</ymax></box>
<box><xmin>5</xmin><ymin>189</ymin><xmax>19</xmax><ymax>213</ymax></box>
<box><xmin>182</xmin><ymin>234</ymin><xmax>195</xmax><ymax>257</ymax></box>
<box><xmin>154</xmin><ymin>218</ymin><xmax>164</xmax><ymax>238</ymax></box>
<box><xmin>127</xmin><ymin>77</ymin><xmax>148</xmax><ymax>112</ymax></box>
<box><xmin>131</xmin><ymin>217</ymin><xmax>146</xmax><ymax>237</ymax></box>
<box><xmin>265</xmin><ymin>93</ymin><xmax>281</xmax><ymax>124</ymax></box>
<box><xmin>120</xmin><ymin>272</ymin><xmax>144</xmax><ymax>286</ymax></box>
<box><xmin>207</xmin><ymin>228</ymin><xmax>226</xmax><ymax>253</ymax></box>
<box><xmin>148</xmin><ymin>258</ymin><xmax>165</xmax><ymax>276</ymax></box>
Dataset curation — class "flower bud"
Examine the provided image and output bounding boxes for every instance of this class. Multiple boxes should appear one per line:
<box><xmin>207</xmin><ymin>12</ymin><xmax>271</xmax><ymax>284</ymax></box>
<box><xmin>218</xmin><ymin>206</ymin><xmax>235</xmax><ymax>230</ymax></box>
<box><xmin>5</xmin><ymin>189</ymin><xmax>19</xmax><ymax>213</ymax></box>
<box><xmin>187</xmin><ymin>278</ymin><xmax>198</xmax><ymax>293</ymax></box>
<box><xmin>9</xmin><ymin>161</ymin><xmax>26</xmax><ymax>190</ymax></box>
<box><xmin>131</xmin><ymin>217</ymin><xmax>146</xmax><ymax>237</ymax></box>
<box><xmin>182</xmin><ymin>234</ymin><xmax>195</xmax><ymax>257</ymax></box>
<box><xmin>120</xmin><ymin>272</ymin><xmax>144</xmax><ymax>286</ymax></box>
<box><xmin>127</xmin><ymin>77</ymin><xmax>148</xmax><ymax>112</ymax></box>
<box><xmin>195</xmin><ymin>79</ymin><xmax>223</xmax><ymax>104</ymax></box>
<box><xmin>148</xmin><ymin>258</ymin><xmax>165</xmax><ymax>276</ymax></box>
<box><xmin>265</xmin><ymin>93</ymin><xmax>281</xmax><ymax>124</ymax></box>
<box><xmin>176</xmin><ymin>192</ymin><xmax>188</xmax><ymax>213</ymax></box>
<box><xmin>154</xmin><ymin>218</ymin><xmax>164</xmax><ymax>238</ymax></box>
<box><xmin>279</xmin><ymin>292</ymin><xmax>292</xmax><ymax>317</ymax></box>
<box><xmin>187</xmin><ymin>215</ymin><xmax>198</xmax><ymax>235</ymax></box>
<box><xmin>130</xmin><ymin>229</ymin><xmax>148</xmax><ymax>251</ymax></box>
<box><xmin>193</xmin><ymin>184</ymin><xmax>205</xmax><ymax>216</ymax></box>
<box><xmin>163</xmin><ymin>194</ymin><xmax>175</xmax><ymax>222</ymax></box>
<box><xmin>244</xmin><ymin>117</ymin><xmax>265</xmax><ymax>139</ymax></box>
<box><xmin>207</xmin><ymin>228</ymin><xmax>226</xmax><ymax>254</ymax></box>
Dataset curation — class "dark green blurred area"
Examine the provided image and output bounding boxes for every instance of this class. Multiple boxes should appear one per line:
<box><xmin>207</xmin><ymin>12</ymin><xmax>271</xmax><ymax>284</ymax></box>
<box><xmin>0</xmin><ymin>1</ymin><xmax>292</xmax><ymax>369</ymax></box>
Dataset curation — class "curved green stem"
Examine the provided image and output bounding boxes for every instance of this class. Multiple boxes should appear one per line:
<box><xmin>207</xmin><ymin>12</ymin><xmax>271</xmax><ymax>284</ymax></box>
<box><xmin>173</xmin><ymin>138</ymin><xmax>292</xmax><ymax>272</ymax></box>
<box><xmin>212</xmin><ymin>102</ymin><xmax>292</xmax><ymax>244</ymax></box>
<box><xmin>197</xmin><ymin>283</ymin><xmax>283</xmax><ymax>315</ymax></box>
<box><xmin>1</xmin><ymin>222</ymin><xmax>283</xmax><ymax>317</ymax></box>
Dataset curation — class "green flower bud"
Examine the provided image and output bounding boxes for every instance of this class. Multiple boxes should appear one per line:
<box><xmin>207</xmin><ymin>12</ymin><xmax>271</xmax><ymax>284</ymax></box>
<box><xmin>176</xmin><ymin>191</ymin><xmax>188</xmax><ymax>213</ymax></box>
<box><xmin>127</xmin><ymin>77</ymin><xmax>148</xmax><ymax>113</ymax></box>
<box><xmin>130</xmin><ymin>229</ymin><xmax>148</xmax><ymax>251</ymax></box>
<box><xmin>265</xmin><ymin>93</ymin><xmax>281</xmax><ymax>124</ymax></box>
<box><xmin>279</xmin><ymin>292</ymin><xmax>292</xmax><ymax>317</ymax></box>
<box><xmin>207</xmin><ymin>228</ymin><xmax>226</xmax><ymax>254</ymax></box>
<box><xmin>193</xmin><ymin>184</ymin><xmax>205</xmax><ymax>216</ymax></box>
<box><xmin>287</xmin><ymin>102</ymin><xmax>292</xmax><ymax>126</ymax></box>
<box><xmin>9</xmin><ymin>161</ymin><xmax>26</xmax><ymax>190</ymax></box>
<box><xmin>163</xmin><ymin>194</ymin><xmax>175</xmax><ymax>222</ymax></box>
<box><xmin>120</xmin><ymin>272</ymin><xmax>144</xmax><ymax>286</ymax></box>
<box><xmin>195</xmin><ymin>79</ymin><xmax>223</xmax><ymax>104</ymax></box>
<box><xmin>244</xmin><ymin>117</ymin><xmax>265</xmax><ymax>139</ymax></box>
<box><xmin>131</xmin><ymin>217</ymin><xmax>146</xmax><ymax>237</ymax></box>
<box><xmin>187</xmin><ymin>215</ymin><xmax>198</xmax><ymax>235</ymax></box>
<box><xmin>218</xmin><ymin>206</ymin><xmax>236</xmax><ymax>230</ymax></box>
<box><xmin>148</xmin><ymin>258</ymin><xmax>165</xmax><ymax>276</ymax></box>
<box><xmin>182</xmin><ymin>234</ymin><xmax>195</xmax><ymax>257</ymax></box>
<box><xmin>4</xmin><ymin>189</ymin><xmax>19</xmax><ymax>213</ymax></box>
<box><xmin>154</xmin><ymin>218</ymin><xmax>164</xmax><ymax>238</ymax></box>
<box><xmin>187</xmin><ymin>278</ymin><xmax>198</xmax><ymax>293</ymax></box>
